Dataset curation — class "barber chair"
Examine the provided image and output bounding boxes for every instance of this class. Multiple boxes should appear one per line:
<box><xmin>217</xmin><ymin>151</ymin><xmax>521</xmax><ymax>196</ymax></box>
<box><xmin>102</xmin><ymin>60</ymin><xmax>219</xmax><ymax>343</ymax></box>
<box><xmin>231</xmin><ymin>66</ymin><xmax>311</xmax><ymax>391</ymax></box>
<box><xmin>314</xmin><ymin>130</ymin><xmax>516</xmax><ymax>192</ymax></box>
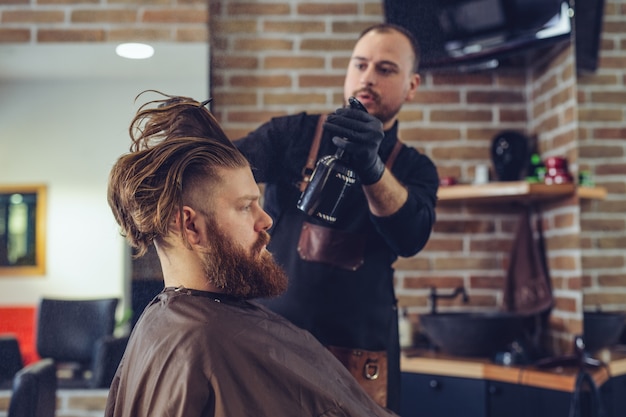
<box><xmin>0</xmin><ymin>335</ymin><xmax>24</xmax><ymax>389</ymax></box>
<box><xmin>35</xmin><ymin>297</ymin><xmax>126</xmax><ymax>389</ymax></box>
<box><xmin>8</xmin><ymin>358</ymin><xmax>57</xmax><ymax>417</ymax></box>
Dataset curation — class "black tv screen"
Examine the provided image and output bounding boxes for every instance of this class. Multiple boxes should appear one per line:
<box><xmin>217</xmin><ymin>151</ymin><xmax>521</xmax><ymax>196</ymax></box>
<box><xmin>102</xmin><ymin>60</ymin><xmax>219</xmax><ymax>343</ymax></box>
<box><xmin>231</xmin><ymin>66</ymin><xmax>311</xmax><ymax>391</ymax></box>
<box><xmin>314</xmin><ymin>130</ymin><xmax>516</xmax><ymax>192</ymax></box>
<box><xmin>384</xmin><ymin>0</ymin><xmax>573</xmax><ymax>71</ymax></box>
<box><xmin>574</xmin><ymin>0</ymin><xmax>605</xmax><ymax>72</ymax></box>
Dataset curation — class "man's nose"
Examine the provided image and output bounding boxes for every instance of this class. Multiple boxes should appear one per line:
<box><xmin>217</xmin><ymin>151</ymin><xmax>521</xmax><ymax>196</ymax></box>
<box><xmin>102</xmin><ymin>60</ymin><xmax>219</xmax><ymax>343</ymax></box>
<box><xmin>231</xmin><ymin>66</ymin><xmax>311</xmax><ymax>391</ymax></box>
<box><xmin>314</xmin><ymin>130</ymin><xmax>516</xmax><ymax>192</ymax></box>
<box><xmin>257</xmin><ymin>209</ymin><xmax>273</xmax><ymax>231</ymax></box>
<box><xmin>360</xmin><ymin>66</ymin><xmax>376</xmax><ymax>86</ymax></box>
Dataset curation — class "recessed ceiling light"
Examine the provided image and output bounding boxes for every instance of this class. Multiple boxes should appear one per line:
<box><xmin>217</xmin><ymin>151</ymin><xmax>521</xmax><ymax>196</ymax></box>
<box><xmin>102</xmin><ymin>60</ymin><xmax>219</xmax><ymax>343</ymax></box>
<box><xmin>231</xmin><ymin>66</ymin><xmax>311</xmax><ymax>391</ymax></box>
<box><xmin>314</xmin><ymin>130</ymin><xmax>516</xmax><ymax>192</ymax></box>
<box><xmin>115</xmin><ymin>43</ymin><xmax>155</xmax><ymax>60</ymax></box>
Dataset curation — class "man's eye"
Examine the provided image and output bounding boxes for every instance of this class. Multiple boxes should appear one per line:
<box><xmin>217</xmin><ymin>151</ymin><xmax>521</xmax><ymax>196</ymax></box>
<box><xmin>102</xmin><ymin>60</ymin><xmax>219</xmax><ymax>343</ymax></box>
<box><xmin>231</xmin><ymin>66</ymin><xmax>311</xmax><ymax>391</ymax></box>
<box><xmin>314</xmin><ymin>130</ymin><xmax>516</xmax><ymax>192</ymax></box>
<box><xmin>378</xmin><ymin>67</ymin><xmax>396</xmax><ymax>75</ymax></box>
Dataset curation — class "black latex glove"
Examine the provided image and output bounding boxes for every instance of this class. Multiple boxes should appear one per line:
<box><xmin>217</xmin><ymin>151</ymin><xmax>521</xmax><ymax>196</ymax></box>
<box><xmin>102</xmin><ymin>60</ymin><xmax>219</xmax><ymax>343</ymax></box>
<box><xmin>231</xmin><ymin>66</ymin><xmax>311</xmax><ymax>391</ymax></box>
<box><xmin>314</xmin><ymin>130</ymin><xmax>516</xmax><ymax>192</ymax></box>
<box><xmin>324</xmin><ymin>107</ymin><xmax>385</xmax><ymax>185</ymax></box>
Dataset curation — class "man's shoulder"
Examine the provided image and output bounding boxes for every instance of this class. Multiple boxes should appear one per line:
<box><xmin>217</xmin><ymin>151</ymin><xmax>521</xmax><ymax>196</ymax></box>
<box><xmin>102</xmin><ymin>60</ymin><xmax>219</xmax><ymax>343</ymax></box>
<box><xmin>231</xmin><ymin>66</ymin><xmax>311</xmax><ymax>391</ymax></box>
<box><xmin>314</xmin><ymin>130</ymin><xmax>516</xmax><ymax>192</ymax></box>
<box><xmin>269</xmin><ymin>112</ymin><xmax>322</xmax><ymax>127</ymax></box>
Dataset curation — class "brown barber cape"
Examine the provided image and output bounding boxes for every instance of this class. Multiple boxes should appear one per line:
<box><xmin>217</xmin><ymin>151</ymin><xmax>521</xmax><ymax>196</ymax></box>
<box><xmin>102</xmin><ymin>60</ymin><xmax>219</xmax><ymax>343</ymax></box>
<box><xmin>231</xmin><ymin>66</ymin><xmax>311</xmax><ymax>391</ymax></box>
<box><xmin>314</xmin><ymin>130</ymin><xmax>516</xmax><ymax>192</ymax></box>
<box><xmin>105</xmin><ymin>288</ymin><xmax>397</xmax><ymax>417</ymax></box>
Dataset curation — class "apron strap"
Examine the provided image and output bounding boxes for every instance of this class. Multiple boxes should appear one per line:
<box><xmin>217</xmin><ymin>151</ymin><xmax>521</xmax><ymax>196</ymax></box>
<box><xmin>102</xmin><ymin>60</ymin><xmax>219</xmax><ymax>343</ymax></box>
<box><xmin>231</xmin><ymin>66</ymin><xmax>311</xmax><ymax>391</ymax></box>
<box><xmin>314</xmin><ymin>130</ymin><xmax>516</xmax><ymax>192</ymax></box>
<box><xmin>299</xmin><ymin>114</ymin><xmax>327</xmax><ymax>192</ymax></box>
<box><xmin>385</xmin><ymin>139</ymin><xmax>403</xmax><ymax>170</ymax></box>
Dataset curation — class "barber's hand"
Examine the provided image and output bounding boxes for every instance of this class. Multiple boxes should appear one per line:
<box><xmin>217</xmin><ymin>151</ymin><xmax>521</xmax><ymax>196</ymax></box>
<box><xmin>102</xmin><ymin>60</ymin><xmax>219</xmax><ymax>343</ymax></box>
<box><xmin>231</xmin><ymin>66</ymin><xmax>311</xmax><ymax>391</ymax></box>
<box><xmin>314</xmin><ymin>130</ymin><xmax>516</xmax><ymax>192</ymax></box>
<box><xmin>324</xmin><ymin>107</ymin><xmax>385</xmax><ymax>185</ymax></box>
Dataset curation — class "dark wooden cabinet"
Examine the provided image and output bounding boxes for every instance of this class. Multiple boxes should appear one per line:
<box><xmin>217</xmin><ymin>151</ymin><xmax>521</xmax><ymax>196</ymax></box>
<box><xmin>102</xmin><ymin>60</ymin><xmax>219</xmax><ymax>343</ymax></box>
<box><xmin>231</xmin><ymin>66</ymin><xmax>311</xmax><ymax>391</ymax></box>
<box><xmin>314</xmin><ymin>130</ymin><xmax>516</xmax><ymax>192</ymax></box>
<box><xmin>401</xmin><ymin>372</ymin><xmax>620</xmax><ymax>417</ymax></box>
<box><xmin>486</xmin><ymin>380</ymin><xmax>526</xmax><ymax>417</ymax></box>
<box><xmin>487</xmin><ymin>381</ymin><xmax>571</xmax><ymax>417</ymax></box>
<box><xmin>401</xmin><ymin>372</ymin><xmax>487</xmax><ymax>417</ymax></box>
<box><xmin>599</xmin><ymin>374</ymin><xmax>626</xmax><ymax>417</ymax></box>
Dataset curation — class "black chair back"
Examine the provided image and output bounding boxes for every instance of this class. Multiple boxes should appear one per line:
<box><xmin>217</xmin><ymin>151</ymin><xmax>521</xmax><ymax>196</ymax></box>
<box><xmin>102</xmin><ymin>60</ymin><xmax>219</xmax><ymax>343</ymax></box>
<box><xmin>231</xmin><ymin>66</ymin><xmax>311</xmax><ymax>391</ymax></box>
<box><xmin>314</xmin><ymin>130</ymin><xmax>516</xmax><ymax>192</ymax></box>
<box><xmin>90</xmin><ymin>334</ymin><xmax>129</xmax><ymax>388</ymax></box>
<box><xmin>8</xmin><ymin>358</ymin><xmax>57</xmax><ymax>417</ymax></box>
<box><xmin>0</xmin><ymin>335</ymin><xmax>24</xmax><ymax>389</ymax></box>
<box><xmin>36</xmin><ymin>298</ymin><xmax>118</xmax><ymax>366</ymax></box>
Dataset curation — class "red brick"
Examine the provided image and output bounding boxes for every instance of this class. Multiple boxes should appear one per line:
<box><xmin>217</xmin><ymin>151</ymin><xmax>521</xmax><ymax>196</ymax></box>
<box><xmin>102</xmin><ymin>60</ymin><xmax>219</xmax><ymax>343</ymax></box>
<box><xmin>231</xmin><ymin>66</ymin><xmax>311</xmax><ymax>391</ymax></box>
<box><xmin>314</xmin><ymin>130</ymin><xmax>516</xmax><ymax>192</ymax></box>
<box><xmin>431</xmin><ymin>145</ymin><xmax>490</xmax><ymax>160</ymax></box>
<box><xmin>582</xmin><ymin>255</ymin><xmax>625</xmax><ymax>269</ymax></box>
<box><xmin>300</xmin><ymin>38</ymin><xmax>354</xmax><ymax>51</ymax></box>
<box><xmin>469</xmin><ymin>275</ymin><xmax>505</xmax><ymax>289</ymax></box>
<box><xmin>37</xmin><ymin>0</ymin><xmax>98</xmax><ymax>4</ymax></box>
<box><xmin>332</xmin><ymin>20</ymin><xmax>382</xmax><ymax>34</ymax></box>
<box><xmin>433</xmin><ymin>256</ymin><xmax>500</xmax><ymax>271</ymax></box>
<box><xmin>554</xmin><ymin>296</ymin><xmax>577</xmax><ymax>313</ymax></box>
<box><xmin>263</xmin><ymin>21</ymin><xmax>325</xmax><ymax>33</ymax></box>
<box><xmin>227</xmin><ymin>3</ymin><xmax>290</xmax><ymax>16</ymax></box>
<box><xmin>108</xmin><ymin>28</ymin><xmax>173</xmax><ymax>42</ymax></box>
<box><xmin>227</xmin><ymin>110</ymin><xmax>288</xmax><ymax>123</ymax></box>
<box><xmin>176</xmin><ymin>27</ymin><xmax>208</xmax><ymax>42</ymax></box>
<box><xmin>400</xmin><ymin>127</ymin><xmax>461</xmax><ymax>142</ymax></box>
<box><xmin>211</xmin><ymin>20</ymin><xmax>257</xmax><ymax>34</ymax></box>
<box><xmin>263</xmin><ymin>93</ymin><xmax>327</xmax><ymax>106</ymax></box>
<box><xmin>430</xmin><ymin>109</ymin><xmax>493</xmax><ymax>123</ymax></box>
<box><xmin>298</xmin><ymin>74</ymin><xmax>345</xmax><ymax>88</ymax></box>
<box><xmin>467</xmin><ymin>90</ymin><xmax>525</xmax><ymax>104</ymax></box>
<box><xmin>412</xmin><ymin>90</ymin><xmax>461</xmax><ymax>105</ymax></box>
<box><xmin>0</xmin><ymin>28</ymin><xmax>30</xmax><ymax>42</ymax></box>
<box><xmin>422</xmin><ymin>237</ymin><xmax>463</xmax><ymax>252</ymax></box>
<box><xmin>71</xmin><ymin>9</ymin><xmax>137</xmax><ymax>23</ymax></box>
<box><xmin>2</xmin><ymin>10</ymin><xmax>65</xmax><ymax>23</ymax></box>
<box><xmin>403</xmin><ymin>276</ymin><xmax>465</xmax><ymax>289</ymax></box>
<box><xmin>212</xmin><ymin>55</ymin><xmax>258</xmax><ymax>70</ymax></box>
<box><xmin>234</xmin><ymin>38</ymin><xmax>293</xmax><ymax>51</ymax></box>
<box><xmin>392</xmin><ymin>257</ymin><xmax>430</xmax><ymax>271</ymax></box>
<box><xmin>592</xmin><ymin>127</ymin><xmax>626</xmax><ymax>140</ymax></box>
<box><xmin>598</xmin><ymin>274</ymin><xmax>626</xmax><ymax>287</ymax></box>
<box><xmin>37</xmin><ymin>29</ymin><xmax>105</xmax><ymax>42</ymax></box>
<box><xmin>142</xmin><ymin>9</ymin><xmax>208</xmax><ymax>24</ymax></box>
<box><xmin>210</xmin><ymin>91</ymin><xmax>257</xmax><ymax>106</ymax></box>
<box><xmin>229</xmin><ymin>74</ymin><xmax>292</xmax><ymax>88</ymax></box>
<box><xmin>396</xmin><ymin>109</ymin><xmax>425</xmax><ymax>123</ymax></box>
<box><xmin>297</xmin><ymin>3</ymin><xmax>357</xmax><ymax>15</ymax></box>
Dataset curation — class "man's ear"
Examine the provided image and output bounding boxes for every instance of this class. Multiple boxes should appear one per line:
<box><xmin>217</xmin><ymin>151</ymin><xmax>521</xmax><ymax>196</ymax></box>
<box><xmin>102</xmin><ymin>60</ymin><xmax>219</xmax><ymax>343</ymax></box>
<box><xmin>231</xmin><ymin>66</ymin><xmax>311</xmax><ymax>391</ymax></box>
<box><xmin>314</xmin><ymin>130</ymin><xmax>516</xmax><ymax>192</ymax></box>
<box><xmin>405</xmin><ymin>73</ymin><xmax>421</xmax><ymax>102</ymax></box>
<box><xmin>179</xmin><ymin>206</ymin><xmax>202</xmax><ymax>245</ymax></box>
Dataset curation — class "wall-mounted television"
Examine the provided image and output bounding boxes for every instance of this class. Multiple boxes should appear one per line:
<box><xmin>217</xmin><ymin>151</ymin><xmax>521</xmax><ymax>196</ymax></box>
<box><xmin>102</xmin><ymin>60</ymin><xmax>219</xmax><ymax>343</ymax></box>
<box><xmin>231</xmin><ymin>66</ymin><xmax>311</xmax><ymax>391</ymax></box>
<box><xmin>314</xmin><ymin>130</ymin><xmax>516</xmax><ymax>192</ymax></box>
<box><xmin>574</xmin><ymin>0</ymin><xmax>606</xmax><ymax>73</ymax></box>
<box><xmin>384</xmin><ymin>0</ymin><xmax>574</xmax><ymax>72</ymax></box>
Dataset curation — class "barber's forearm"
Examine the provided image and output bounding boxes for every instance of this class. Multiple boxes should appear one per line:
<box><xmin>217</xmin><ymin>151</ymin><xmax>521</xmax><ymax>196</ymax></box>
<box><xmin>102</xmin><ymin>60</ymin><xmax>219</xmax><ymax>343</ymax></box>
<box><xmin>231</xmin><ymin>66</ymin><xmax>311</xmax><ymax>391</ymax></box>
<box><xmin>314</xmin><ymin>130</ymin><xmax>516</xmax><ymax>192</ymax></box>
<box><xmin>363</xmin><ymin>169</ymin><xmax>408</xmax><ymax>217</ymax></box>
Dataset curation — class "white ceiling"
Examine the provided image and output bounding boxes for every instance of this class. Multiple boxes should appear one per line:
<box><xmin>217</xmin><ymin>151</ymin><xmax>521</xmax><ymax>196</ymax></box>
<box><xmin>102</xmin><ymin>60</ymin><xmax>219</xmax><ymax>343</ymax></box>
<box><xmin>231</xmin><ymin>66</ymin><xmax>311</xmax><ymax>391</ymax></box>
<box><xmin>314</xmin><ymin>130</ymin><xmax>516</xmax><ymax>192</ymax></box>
<box><xmin>0</xmin><ymin>43</ymin><xmax>209</xmax><ymax>80</ymax></box>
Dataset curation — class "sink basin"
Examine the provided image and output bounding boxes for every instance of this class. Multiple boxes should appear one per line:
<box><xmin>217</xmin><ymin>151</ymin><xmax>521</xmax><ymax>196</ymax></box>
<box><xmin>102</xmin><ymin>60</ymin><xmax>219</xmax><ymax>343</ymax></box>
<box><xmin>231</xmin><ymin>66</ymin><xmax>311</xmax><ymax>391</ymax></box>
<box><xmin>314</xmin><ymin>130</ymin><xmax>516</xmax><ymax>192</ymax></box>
<box><xmin>419</xmin><ymin>312</ymin><xmax>525</xmax><ymax>357</ymax></box>
<box><xmin>584</xmin><ymin>312</ymin><xmax>625</xmax><ymax>352</ymax></box>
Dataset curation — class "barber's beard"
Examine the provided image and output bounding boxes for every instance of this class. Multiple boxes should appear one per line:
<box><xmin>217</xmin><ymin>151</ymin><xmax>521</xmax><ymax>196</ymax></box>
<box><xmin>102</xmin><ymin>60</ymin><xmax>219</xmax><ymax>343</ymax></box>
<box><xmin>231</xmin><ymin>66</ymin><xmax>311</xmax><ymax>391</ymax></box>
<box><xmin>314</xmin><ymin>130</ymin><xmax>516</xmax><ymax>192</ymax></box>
<box><xmin>199</xmin><ymin>221</ymin><xmax>288</xmax><ymax>299</ymax></box>
<box><xmin>351</xmin><ymin>88</ymin><xmax>401</xmax><ymax>126</ymax></box>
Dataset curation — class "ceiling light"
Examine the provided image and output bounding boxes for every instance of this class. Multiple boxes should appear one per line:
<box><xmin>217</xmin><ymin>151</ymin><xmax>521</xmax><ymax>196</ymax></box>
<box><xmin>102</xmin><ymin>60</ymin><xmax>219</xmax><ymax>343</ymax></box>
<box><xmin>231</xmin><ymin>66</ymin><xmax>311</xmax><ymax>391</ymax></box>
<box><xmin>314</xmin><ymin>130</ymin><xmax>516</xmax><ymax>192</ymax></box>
<box><xmin>115</xmin><ymin>43</ymin><xmax>155</xmax><ymax>60</ymax></box>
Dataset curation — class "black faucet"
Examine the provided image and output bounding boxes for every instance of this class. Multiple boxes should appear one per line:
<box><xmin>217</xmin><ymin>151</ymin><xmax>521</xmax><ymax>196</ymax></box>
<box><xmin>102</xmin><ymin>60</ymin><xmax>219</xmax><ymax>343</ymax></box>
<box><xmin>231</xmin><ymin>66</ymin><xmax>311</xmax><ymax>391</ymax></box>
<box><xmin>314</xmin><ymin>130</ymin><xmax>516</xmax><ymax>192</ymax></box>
<box><xmin>429</xmin><ymin>286</ymin><xmax>469</xmax><ymax>314</ymax></box>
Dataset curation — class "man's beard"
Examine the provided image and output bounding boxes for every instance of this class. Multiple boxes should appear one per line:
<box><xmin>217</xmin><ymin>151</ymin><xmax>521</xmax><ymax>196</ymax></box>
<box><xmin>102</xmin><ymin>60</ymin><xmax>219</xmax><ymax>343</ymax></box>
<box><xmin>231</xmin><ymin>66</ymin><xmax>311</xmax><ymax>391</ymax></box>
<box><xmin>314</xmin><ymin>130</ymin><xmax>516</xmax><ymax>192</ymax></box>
<box><xmin>351</xmin><ymin>88</ymin><xmax>401</xmax><ymax>126</ymax></box>
<box><xmin>199</xmin><ymin>220</ymin><xmax>288</xmax><ymax>299</ymax></box>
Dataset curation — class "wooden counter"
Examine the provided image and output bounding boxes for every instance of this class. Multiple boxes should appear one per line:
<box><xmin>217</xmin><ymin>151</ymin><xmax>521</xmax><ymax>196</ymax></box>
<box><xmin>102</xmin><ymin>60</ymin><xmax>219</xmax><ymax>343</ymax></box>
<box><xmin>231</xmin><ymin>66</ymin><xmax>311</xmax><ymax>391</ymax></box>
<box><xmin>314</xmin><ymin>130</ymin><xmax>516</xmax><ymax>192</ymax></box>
<box><xmin>401</xmin><ymin>349</ymin><xmax>626</xmax><ymax>393</ymax></box>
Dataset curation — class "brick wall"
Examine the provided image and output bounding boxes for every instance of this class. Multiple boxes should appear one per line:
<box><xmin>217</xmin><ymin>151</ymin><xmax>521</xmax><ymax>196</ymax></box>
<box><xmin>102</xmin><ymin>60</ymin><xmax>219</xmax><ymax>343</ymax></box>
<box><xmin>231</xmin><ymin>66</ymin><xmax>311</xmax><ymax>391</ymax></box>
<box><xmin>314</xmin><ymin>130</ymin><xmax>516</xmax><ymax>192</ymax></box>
<box><xmin>579</xmin><ymin>0</ymin><xmax>626</xmax><ymax>315</ymax></box>
<box><xmin>2</xmin><ymin>0</ymin><xmax>624</xmax><ymax>357</ymax></box>
<box><xmin>528</xmin><ymin>43</ymin><xmax>581</xmax><ymax>353</ymax></box>
<box><xmin>0</xmin><ymin>0</ymin><xmax>209</xmax><ymax>43</ymax></box>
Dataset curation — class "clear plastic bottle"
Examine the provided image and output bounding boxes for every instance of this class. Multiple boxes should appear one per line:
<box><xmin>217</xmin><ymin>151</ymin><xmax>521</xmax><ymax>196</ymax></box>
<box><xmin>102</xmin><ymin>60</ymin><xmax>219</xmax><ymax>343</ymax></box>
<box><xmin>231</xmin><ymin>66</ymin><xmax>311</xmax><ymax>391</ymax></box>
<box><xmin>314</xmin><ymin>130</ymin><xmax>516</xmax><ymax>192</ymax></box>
<box><xmin>398</xmin><ymin>308</ymin><xmax>413</xmax><ymax>349</ymax></box>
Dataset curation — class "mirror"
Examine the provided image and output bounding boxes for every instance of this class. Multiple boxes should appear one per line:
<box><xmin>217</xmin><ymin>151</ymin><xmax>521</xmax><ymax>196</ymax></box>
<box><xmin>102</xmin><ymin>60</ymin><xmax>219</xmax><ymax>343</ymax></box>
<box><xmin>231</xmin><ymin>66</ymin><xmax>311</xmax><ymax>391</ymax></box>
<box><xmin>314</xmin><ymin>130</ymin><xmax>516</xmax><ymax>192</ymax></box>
<box><xmin>0</xmin><ymin>184</ymin><xmax>46</xmax><ymax>276</ymax></box>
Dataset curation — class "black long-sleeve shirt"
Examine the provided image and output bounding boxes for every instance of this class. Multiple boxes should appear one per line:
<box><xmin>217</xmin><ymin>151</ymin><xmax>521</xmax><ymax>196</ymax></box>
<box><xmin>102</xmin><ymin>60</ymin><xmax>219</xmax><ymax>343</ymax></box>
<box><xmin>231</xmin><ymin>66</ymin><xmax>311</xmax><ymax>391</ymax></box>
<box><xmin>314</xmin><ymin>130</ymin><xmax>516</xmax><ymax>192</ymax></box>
<box><xmin>235</xmin><ymin>112</ymin><xmax>439</xmax><ymax>351</ymax></box>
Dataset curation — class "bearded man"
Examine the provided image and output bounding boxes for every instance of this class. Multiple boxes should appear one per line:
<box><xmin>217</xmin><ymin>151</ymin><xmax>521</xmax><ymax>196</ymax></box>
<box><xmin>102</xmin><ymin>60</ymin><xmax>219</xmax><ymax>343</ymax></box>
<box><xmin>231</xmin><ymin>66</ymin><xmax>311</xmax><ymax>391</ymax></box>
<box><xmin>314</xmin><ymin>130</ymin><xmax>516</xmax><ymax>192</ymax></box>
<box><xmin>104</xmin><ymin>92</ymin><xmax>399</xmax><ymax>417</ymax></box>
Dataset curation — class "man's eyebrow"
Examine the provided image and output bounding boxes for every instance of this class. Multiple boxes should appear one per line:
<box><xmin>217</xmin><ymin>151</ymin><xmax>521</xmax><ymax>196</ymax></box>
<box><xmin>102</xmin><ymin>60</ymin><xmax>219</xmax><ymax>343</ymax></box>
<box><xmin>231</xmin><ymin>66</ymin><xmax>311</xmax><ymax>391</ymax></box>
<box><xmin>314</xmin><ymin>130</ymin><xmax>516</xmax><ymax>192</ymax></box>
<box><xmin>236</xmin><ymin>194</ymin><xmax>260</xmax><ymax>203</ymax></box>
<box><xmin>351</xmin><ymin>56</ymin><xmax>400</xmax><ymax>69</ymax></box>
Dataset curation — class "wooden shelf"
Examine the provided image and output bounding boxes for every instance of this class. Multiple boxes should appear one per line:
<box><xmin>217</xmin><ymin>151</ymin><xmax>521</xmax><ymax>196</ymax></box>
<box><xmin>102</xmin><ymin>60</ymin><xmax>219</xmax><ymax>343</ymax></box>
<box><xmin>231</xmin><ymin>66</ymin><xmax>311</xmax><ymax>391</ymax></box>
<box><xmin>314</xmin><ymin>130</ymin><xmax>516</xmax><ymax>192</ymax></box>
<box><xmin>577</xmin><ymin>185</ymin><xmax>608</xmax><ymax>200</ymax></box>
<box><xmin>437</xmin><ymin>181</ymin><xmax>607</xmax><ymax>204</ymax></box>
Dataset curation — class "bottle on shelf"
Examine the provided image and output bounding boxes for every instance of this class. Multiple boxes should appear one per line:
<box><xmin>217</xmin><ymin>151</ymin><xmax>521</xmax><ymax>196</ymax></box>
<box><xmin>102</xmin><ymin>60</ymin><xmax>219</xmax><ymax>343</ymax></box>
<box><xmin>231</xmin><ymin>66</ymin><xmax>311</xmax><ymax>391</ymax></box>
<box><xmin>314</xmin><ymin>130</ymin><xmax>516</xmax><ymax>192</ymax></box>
<box><xmin>525</xmin><ymin>153</ymin><xmax>546</xmax><ymax>183</ymax></box>
<box><xmin>398</xmin><ymin>307</ymin><xmax>413</xmax><ymax>349</ymax></box>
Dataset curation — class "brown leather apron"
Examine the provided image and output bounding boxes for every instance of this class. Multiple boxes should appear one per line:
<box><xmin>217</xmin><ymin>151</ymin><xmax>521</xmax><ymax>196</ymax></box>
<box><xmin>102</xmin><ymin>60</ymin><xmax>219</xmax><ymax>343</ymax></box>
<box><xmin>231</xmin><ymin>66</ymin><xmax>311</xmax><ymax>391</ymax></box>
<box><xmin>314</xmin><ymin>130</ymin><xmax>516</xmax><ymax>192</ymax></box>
<box><xmin>298</xmin><ymin>114</ymin><xmax>403</xmax><ymax>407</ymax></box>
